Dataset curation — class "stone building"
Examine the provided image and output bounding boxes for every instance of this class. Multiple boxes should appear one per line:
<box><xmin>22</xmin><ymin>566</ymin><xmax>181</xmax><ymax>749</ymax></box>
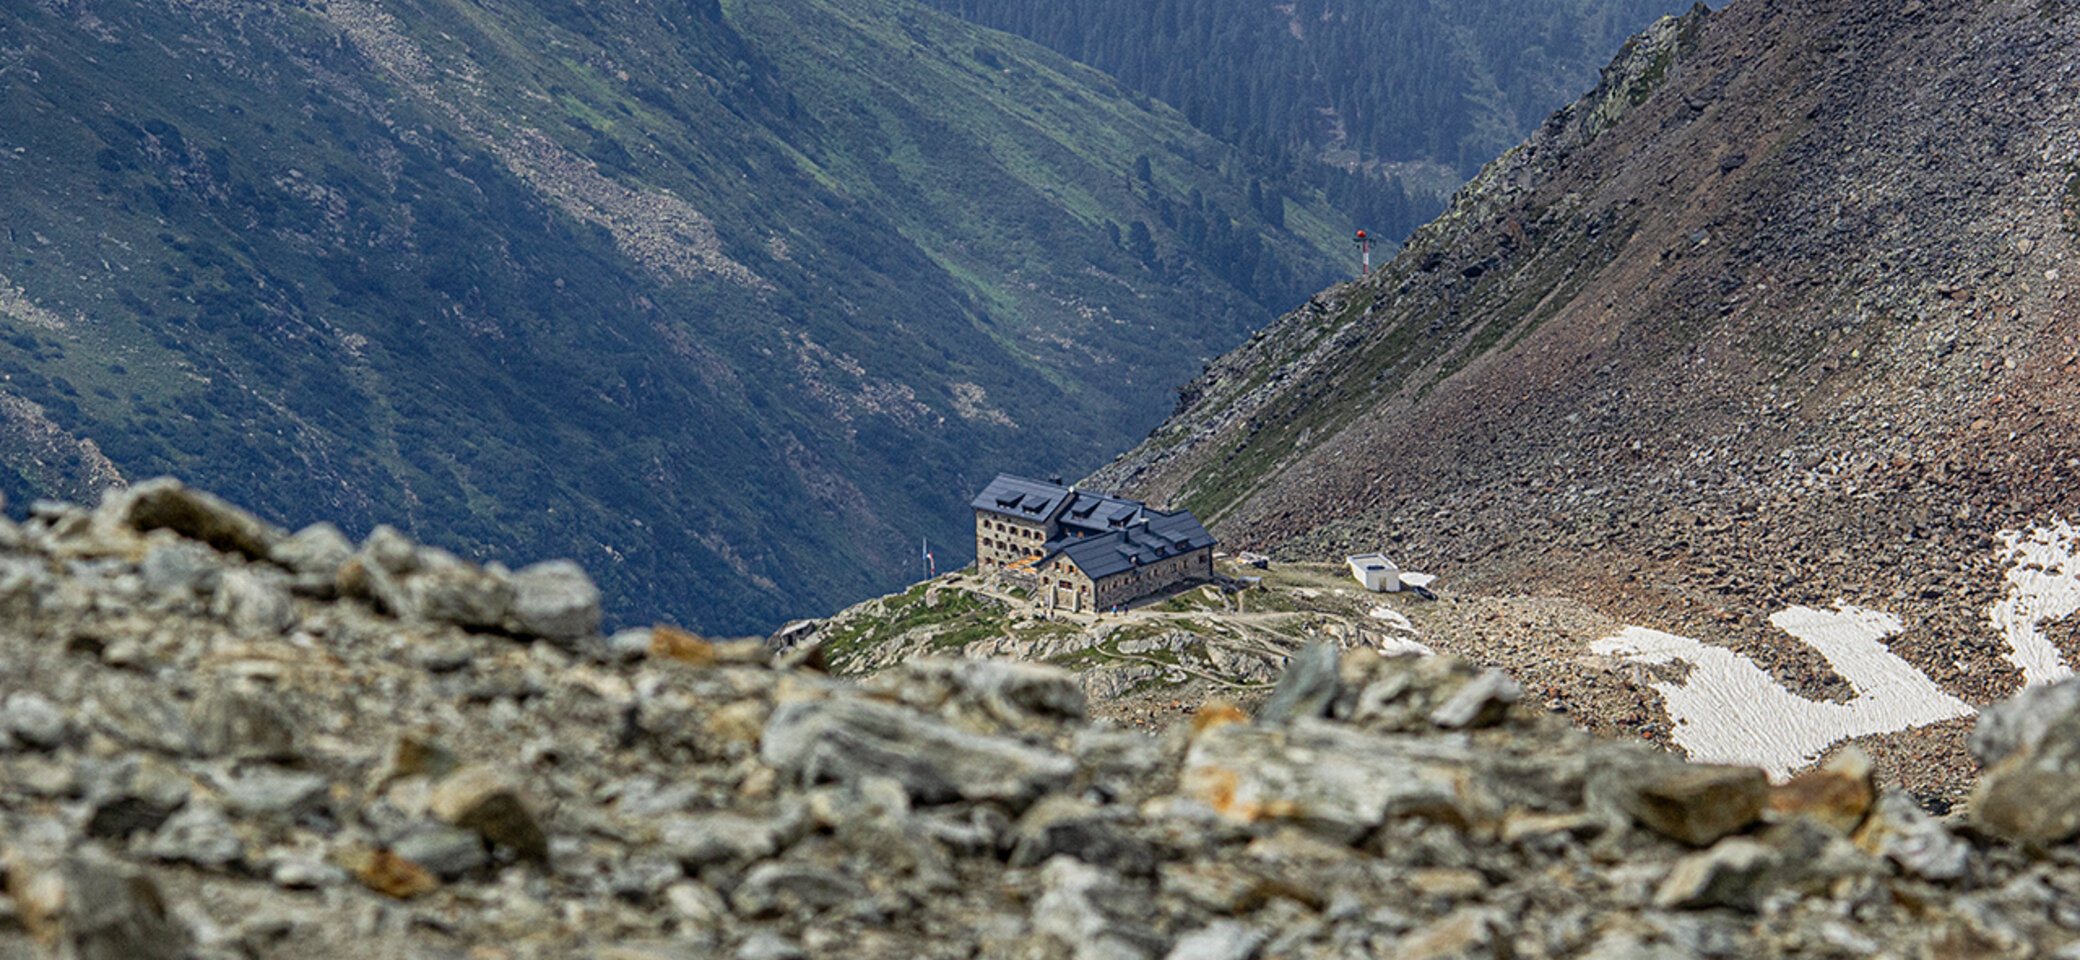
<box><xmin>971</xmin><ymin>474</ymin><xmax>1217</xmax><ymax>613</ymax></box>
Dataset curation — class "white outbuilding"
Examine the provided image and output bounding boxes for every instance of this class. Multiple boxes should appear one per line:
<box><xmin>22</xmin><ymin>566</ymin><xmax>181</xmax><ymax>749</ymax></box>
<box><xmin>1347</xmin><ymin>553</ymin><xmax>1400</xmax><ymax>592</ymax></box>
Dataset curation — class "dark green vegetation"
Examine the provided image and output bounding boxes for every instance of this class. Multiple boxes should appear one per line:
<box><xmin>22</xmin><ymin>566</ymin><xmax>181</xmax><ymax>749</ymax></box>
<box><xmin>917</xmin><ymin>0</ymin><xmax>1692</xmax><ymax>242</ymax></box>
<box><xmin>0</xmin><ymin>0</ymin><xmax>1358</xmax><ymax>634</ymax></box>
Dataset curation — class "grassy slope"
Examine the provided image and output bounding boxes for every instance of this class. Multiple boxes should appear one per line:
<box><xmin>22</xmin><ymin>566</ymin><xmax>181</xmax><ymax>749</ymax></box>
<box><xmin>0</xmin><ymin>0</ymin><xmax>1349</xmax><ymax>633</ymax></box>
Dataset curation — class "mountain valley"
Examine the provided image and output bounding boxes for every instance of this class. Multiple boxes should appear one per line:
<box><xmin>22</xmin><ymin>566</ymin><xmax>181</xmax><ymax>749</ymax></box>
<box><xmin>0</xmin><ymin>0</ymin><xmax>1357</xmax><ymax>636</ymax></box>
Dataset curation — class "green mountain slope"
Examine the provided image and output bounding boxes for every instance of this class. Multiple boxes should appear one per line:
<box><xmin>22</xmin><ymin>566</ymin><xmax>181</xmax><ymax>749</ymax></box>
<box><xmin>0</xmin><ymin>0</ymin><xmax>1348</xmax><ymax>634</ymax></box>
<box><xmin>918</xmin><ymin>0</ymin><xmax>1693</xmax><ymax>239</ymax></box>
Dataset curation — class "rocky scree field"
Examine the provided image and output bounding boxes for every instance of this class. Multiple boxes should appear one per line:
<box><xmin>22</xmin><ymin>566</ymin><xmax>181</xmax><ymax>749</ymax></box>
<box><xmin>1091</xmin><ymin>0</ymin><xmax>2080</xmax><ymax>800</ymax></box>
<box><xmin>5</xmin><ymin>481</ymin><xmax>2080</xmax><ymax>958</ymax></box>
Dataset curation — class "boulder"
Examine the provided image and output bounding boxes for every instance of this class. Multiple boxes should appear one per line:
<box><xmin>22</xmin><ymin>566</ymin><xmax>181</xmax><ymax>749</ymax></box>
<box><xmin>1255</xmin><ymin>642</ymin><xmax>1341</xmax><ymax>724</ymax></box>
<box><xmin>429</xmin><ymin>765</ymin><xmax>548</xmax><ymax>863</ymax></box>
<box><xmin>1854</xmin><ymin>789</ymin><xmax>1967</xmax><ymax>881</ymax></box>
<box><xmin>508</xmin><ymin>560</ymin><xmax>602</xmax><ymax>641</ymax></box>
<box><xmin>730</xmin><ymin>862</ymin><xmax>867</xmax><ymax>919</ymax></box>
<box><xmin>15</xmin><ymin>851</ymin><xmax>193</xmax><ymax>960</ymax></box>
<box><xmin>192</xmin><ymin>682</ymin><xmax>300</xmax><ymax>762</ymax></box>
<box><xmin>213</xmin><ymin>568</ymin><xmax>295</xmax><ymax>636</ymax></box>
<box><xmin>270</xmin><ymin>522</ymin><xmax>354</xmax><ymax>577</ymax></box>
<box><xmin>104</xmin><ymin>477</ymin><xmax>285</xmax><ymax>561</ymax></box>
<box><xmin>864</xmin><ymin>658</ymin><xmax>1088</xmax><ymax>735</ymax></box>
<box><xmin>1968</xmin><ymin>677</ymin><xmax>2080</xmax><ymax>767</ymax></box>
<box><xmin>407</xmin><ymin>554</ymin><xmax>514</xmax><ymax>630</ymax></box>
<box><xmin>1971</xmin><ymin>697</ymin><xmax>2080</xmax><ymax>845</ymax></box>
<box><xmin>1654</xmin><ymin>838</ymin><xmax>1780</xmax><ymax>911</ymax></box>
<box><xmin>1625</xmin><ymin>764</ymin><xmax>1769</xmax><ymax>846</ymax></box>
<box><xmin>2</xmin><ymin>691</ymin><xmax>67</xmax><ymax>750</ymax></box>
<box><xmin>1181</xmin><ymin>717</ymin><xmax>1474</xmax><ymax>842</ymax></box>
<box><xmin>144</xmin><ymin>800</ymin><xmax>243</xmax><ymax>869</ymax></box>
<box><xmin>1766</xmin><ymin>748</ymin><xmax>1874</xmax><ymax>835</ymax></box>
<box><xmin>761</xmin><ymin>696</ymin><xmax>1075</xmax><ymax>810</ymax></box>
<box><xmin>391</xmin><ymin>823</ymin><xmax>491</xmax><ymax>879</ymax></box>
<box><xmin>1008</xmin><ymin>795</ymin><xmax>1156</xmax><ymax>876</ymax></box>
<box><xmin>1427</xmin><ymin>669</ymin><xmax>1521</xmax><ymax>730</ymax></box>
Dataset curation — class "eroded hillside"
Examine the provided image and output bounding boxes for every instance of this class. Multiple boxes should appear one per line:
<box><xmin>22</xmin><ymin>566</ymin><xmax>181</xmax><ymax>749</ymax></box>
<box><xmin>1091</xmin><ymin>0</ymin><xmax>2080</xmax><ymax>772</ymax></box>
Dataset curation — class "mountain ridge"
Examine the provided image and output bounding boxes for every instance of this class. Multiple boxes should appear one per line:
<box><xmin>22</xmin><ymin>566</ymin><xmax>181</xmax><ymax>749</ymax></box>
<box><xmin>0</xmin><ymin>0</ymin><xmax>1353</xmax><ymax>635</ymax></box>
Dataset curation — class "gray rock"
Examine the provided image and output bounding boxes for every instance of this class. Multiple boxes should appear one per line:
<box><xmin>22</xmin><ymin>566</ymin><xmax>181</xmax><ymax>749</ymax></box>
<box><xmin>1654</xmin><ymin>837</ymin><xmax>1780</xmax><ymax>911</ymax></box>
<box><xmin>736</xmin><ymin>931</ymin><xmax>807</xmax><ymax>960</ymax></box>
<box><xmin>269</xmin><ymin>856</ymin><xmax>348</xmax><ymax>890</ymax></box>
<box><xmin>867</xmin><ymin>658</ymin><xmax>1088</xmax><ymax>734</ymax></box>
<box><xmin>1256</xmin><ymin>642</ymin><xmax>1341</xmax><ymax>724</ymax></box>
<box><xmin>1427</xmin><ymin>669</ymin><xmax>1521</xmax><ymax>729</ymax></box>
<box><xmin>508</xmin><ymin>560</ymin><xmax>602</xmax><ymax>641</ymax></box>
<box><xmin>1163</xmin><ymin>921</ymin><xmax>1263</xmax><ymax>960</ymax></box>
<box><xmin>730</xmin><ymin>862</ymin><xmax>867</xmax><ymax>918</ymax></box>
<box><xmin>659</xmin><ymin>813</ymin><xmax>780</xmax><ymax>869</ymax></box>
<box><xmin>0</xmin><ymin>555</ymin><xmax>54</xmax><ymax>619</ymax></box>
<box><xmin>85</xmin><ymin>676</ymin><xmax>197</xmax><ymax>755</ymax></box>
<box><xmin>392</xmin><ymin>823</ymin><xmax>490</xmax><ymax>879</ymax></box>
<box><xmin>145</xmin><ymin>800</ymin><xmax>243</xmax><ymax>869</ymax></box>
<box><xmin>192</xmin><ymin>683</ymin><xmax>300</xmax><ymax>762</ymax></box>
<box><xmin>1624</xmin><ymin>764</ymin><xmax>1768</xmax><ymax>847</ymax></box>
<box><xmin>1971</xmin><ymin>697</ymin><xmax>2080</xmax><ymax>844</ymax></box>
<box><xmin>1009</xmin><ymin>795</ymin><xmax>1156</xmax><ymax>876</ymax></box>
<box><xmin>609</xmin><ymin>855</ymin><xmax>683</xmax><ymax>902</ymax></box>
<box><xmin>1179</xmin><ymin>717</ymin><xmax>1472</xmax><ymax>843</ymax></box>
<box><xmin>213</xmin><ymin>568</ymin><xmax>295</xmax><ymax>636</ymax></box>
<box><xmin>360</xmin><ymin>525</ymin><xmax>421</xmax><ymax>575</ymax></box>
<box><xmin>106</xmin><ymin>477</ymin><xmax>285</xmax><ymax>561</ymax></box>
<box><xmin>139</xmin><ymin>540</ymin><xmax>221</xmax><ymax>598</ymax></box>
<box><xmin>762</xmin><ymin>696</ymin><xmax>1076</xmax><ymax>810</ymax></box>
<box><xmin>1032</xmin><ymin>857</ymin><xmax>1165</xmax><ymax>960</ymax></box>
<box><xmin>1969</xmin><ymin>676</ymin><xmax>2080</xmax><ymax>766</ymax></box>
<box><xmin>1859</xmin><ymin>789</ymin><xmax>1967</xmax><ymax>881</ymax></box>
<box><xmin>82</xmin><ymin>755</ymin><xmax>192</xmax><ymax>840</ymax></box>
<box><xmin>23</xmin><ymin>851</ymin><xmax>194</xmax><ymax>960</ymax></box>
<box><xmin>218</xmin><ymin>767</ymin><xmax>331</xmax><ymax>821</ymax></box>
<box><xmin>271</xmin><ymin>522</ymin><xmax>354</xmax><ymax>577</ymax></box>
<box><xmin>430</xmin><ymin>764</ymin><xmax>548</xmax><ymax>862</ymax></box>
<box><xmin>3</xmin><ymin>691</ymin><xmax>67</xmax><ymax>749</ymax></box>
<box><xmin>408</xmin><ymin>553</ymin><xmax>514</xmax><ymax>630</ymax></box>
<box><xmin>1073</xmin><ymin>726</ymin><xmax>1176</xmax><ymax>805</ymax></box>
<box><xmin>603</xmin><ymin>628</ymin><xmax>656</xmax><ymax>663</ymax></box>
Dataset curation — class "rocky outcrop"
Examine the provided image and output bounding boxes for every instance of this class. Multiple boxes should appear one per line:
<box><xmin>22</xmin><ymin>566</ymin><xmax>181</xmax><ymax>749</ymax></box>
<box><xmin>2</xmin><ymin>483</ymin><xmax>2079</xmax><ymax>958</ymax></box>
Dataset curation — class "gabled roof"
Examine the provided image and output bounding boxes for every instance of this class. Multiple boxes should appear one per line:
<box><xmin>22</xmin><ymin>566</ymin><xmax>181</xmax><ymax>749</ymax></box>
<box><xmin>972</xmin><ymin>473</ymin><xmax>1217</xmax><ymax>581</ymax></box>
<box><xmin>1049</xmin><ymin>509</ymin><xmax>1216</xmax><ymax>581</ymax></box>
<box><xmin>970</xmin><ymin>474</ymin><xmax>1075</xmax><ymax>524</ymax></box>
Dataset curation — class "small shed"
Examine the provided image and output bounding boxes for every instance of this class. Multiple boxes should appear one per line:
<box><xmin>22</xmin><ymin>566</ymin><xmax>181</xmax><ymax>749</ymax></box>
<box><xmin>1347</xmin><ymin>553</ymin><xmax>1400</xmax><ymax>592</ymax></box>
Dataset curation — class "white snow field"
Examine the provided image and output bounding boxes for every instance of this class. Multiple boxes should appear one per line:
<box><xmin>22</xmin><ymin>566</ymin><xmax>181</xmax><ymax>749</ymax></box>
<box><xmin>1988</xmin><ymin>521</ymin><xmax>2080</xmax><ymax>685</ymax></box>
<box><xmin>1591</xmin><ymin>605</ymin><xmax>1974</xmax><ymax>778</ymax></box>
<box><xmin>1589</xmin><ymin>523</ymin><xmax>2080</xmax><ymax>777</ymax></box>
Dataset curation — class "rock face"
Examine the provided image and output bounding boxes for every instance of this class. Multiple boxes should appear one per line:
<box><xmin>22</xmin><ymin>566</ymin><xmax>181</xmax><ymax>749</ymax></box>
<box><xmin>2</xmin><ymin>483</ymin><xmax>2080</xmax><ymax>959</ymax></box>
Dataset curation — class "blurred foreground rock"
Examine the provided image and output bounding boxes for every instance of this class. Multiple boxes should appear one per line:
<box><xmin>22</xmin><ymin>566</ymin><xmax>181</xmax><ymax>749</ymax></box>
<box><xmin>0</xmin><ymin>481</ymin><xmax>2076</xmax><ymax>958</ymax></box>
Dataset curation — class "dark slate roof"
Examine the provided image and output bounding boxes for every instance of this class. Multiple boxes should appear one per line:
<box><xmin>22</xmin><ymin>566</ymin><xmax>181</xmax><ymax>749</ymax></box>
<box><xmin>972</xmin><ymin>473</ymin><xmax>1217</xmax><ymax>580</ymax></box>
<box><xmin>970</xmin><ymin>474</ymin><xmax>1075</xmax><ymax>523</ymax></box>
<box><xmin>1049</xmin><ymin>509</ymin><xmax>1216</xmax><ymax>581</ymax></box>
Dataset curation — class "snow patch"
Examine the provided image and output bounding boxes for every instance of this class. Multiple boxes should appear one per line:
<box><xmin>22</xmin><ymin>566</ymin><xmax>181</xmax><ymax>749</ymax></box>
<box><xmin>1374</xmin><ymin>635</ymin><xmax>1435</xmax><ymax>657</ymax></box>
<box><xmin>1988</xmin><ymin>522</ymin><xmax>2080</xmax><ymax>686</ymax></box>
<box><xmin>1369</xmin><ymin>607</ymin><xmax>1416</xmax><ymax>632</ymax></box>
<box><xmin>1591</xmin><ymin>603</ymin><xmax>1974</xmax><ymax>779</ymax></box>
